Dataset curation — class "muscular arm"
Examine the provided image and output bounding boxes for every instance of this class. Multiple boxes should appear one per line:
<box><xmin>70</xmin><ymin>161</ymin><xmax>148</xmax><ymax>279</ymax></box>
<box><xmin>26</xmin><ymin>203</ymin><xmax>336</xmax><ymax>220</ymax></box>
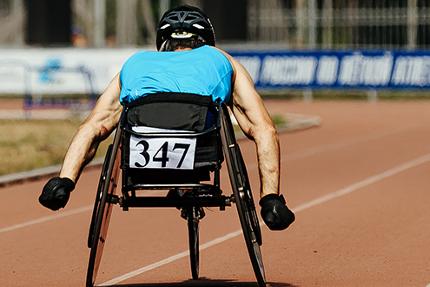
<box><xmin>59</xmin><ymin>74</ymin><xmax>122</xmax><ymax>182</ymax></box>
<box><xmin>220</xmin><ymin>51</ymin><xmax>280</xmax><ymax>198</ymax></box>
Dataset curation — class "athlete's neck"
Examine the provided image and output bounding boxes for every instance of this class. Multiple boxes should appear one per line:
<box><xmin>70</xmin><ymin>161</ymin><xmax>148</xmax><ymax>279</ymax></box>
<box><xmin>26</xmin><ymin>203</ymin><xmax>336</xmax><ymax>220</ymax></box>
<box><xmin>174</xmin><ymin>47</ymin><xmax>192</xmax><ymax>51</ymax></box>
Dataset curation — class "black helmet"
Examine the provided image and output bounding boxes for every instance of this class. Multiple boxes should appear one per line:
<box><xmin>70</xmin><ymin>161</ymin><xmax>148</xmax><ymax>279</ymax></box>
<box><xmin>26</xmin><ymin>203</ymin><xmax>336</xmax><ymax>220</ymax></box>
<box><xmin>156</xmin><ymin>5</ymin><xmax>216</xmax><ymax>51</ymax></box>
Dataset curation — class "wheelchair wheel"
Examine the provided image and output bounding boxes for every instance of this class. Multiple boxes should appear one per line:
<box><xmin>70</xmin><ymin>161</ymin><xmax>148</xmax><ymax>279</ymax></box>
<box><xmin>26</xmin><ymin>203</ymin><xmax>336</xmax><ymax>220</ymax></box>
<box><xmin>231</xmin><ymin>147</ymin><xmax>266</xmax><ymax>287</ymax></box>
<box><xmin>87</xmin><ymin>145</ymin><xmax>112</xmax><ymax>248</ymax></box>
<box><xmin>220</xmin><ymin>106</ymin><xmax>266</xmax><ymax>287</ymax></box>
<box><xmin>237</xmin><ymin>147</ymin><xmax>262</xmax><ymax>246</ymax></box>
<box><xmin>86</xmin><ymin>132</ymin><xmax>121</xmax><ymax>287</ymax></box>
<box><xmin>186</xmin><ymin>206</ymin><xmax>200</xmax><ymax>280</ymax></box>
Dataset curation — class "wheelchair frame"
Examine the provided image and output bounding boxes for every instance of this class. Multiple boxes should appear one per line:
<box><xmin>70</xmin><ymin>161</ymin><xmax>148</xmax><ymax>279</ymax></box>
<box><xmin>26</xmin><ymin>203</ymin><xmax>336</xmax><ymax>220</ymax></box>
<box><xmin>85</xmin><ymin>99</ymin><xmax>266</xmax><ymax>287</ymax></box>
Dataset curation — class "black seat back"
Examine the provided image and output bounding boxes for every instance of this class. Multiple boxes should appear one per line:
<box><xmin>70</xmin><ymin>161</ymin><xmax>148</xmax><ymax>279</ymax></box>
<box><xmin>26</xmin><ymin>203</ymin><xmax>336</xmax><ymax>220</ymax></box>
<box><xmin>121</xmin><ymin>93</ymin><xmax>223</xmax><ymax>189</ymax></box>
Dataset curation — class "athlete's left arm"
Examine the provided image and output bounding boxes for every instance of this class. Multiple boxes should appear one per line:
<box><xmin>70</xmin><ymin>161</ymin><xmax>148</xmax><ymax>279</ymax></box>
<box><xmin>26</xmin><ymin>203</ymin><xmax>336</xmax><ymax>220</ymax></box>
<box><xmin>217</xmin><ymin>49</ymin><xmax>280</xmax><ymax>199</ymax></box>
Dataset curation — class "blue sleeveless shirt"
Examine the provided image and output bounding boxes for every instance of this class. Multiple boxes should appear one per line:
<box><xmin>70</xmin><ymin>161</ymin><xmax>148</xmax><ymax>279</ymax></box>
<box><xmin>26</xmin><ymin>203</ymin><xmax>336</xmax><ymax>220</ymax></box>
<box><xmin>119</xmin><ymin>45</ymin><xmax>233</xmax><ymax>104</ymax></box>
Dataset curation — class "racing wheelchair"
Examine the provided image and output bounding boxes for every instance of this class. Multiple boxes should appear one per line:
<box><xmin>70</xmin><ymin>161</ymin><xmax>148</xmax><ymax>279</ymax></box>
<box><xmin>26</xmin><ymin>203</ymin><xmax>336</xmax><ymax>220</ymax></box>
<box><xmin>86</xmin><ymin>93</ymin><xmax>266</xmax><ymax>287</ymax></box>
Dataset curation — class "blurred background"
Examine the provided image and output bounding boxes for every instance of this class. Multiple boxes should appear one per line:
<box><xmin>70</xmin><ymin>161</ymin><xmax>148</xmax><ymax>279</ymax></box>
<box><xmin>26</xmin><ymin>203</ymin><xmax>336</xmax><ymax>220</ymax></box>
<box><xmin>1</xmin><ymin>0</ymin><xmax>430</xmax><ymax>176</ymax></box>
<box><xmin>1</xmin><ymin>0</ymin><xmax>430</xmax><ymax>98</ymax></box>
<box><xmin>1</xmin><ymin>0</ymin><xmax>430</xmax><ymax>99</ymax></box>
<box><xmin>1</xmin><ymin>0</ymin><xmax>430</xmax><ymax>49</ymax></box>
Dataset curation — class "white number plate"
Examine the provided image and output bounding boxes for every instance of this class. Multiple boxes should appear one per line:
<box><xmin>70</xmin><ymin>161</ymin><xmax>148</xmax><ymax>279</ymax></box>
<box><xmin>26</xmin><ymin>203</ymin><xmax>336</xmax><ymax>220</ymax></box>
<box><xmin>129</xmin><ymin>126</ymin><xmax>196</xmax><ymax>170</ymax></box>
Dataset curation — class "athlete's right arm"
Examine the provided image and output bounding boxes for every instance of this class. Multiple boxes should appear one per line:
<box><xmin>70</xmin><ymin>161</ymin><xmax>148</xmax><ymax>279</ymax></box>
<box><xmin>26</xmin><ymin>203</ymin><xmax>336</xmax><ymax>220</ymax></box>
<box><xmin>39</xmin><ymin>74</ymin><xmax>122</xmax><ymax>211</ymax></box>
<box><xmin>59</xmin><ymin>74</ymin><xmax>122</xmax><ymax>183</ymax></box>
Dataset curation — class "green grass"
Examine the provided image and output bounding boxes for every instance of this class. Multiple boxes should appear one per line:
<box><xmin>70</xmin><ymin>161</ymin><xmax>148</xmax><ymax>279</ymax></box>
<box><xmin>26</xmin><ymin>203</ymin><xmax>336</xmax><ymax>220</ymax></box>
<box><xmin>0</xmin><ymin>119</ymin><xmax>110</xmax><ymax>176</ymax></box>
<box><xmin>232</xmin><ymin>114</ymin><xmax>288</xmax><ymax>137</ymax></box>
<box><xmin>271</xmin><ymin>114</ymin><xmax>287</xmax><ymax>127</ymax></box>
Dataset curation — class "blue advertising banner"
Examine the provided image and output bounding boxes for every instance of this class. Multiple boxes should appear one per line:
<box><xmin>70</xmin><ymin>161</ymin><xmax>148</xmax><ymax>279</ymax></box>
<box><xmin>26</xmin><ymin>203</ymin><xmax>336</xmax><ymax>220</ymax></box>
<box><xmin>229</xmin><ymin>50</ymin><xmax>430</xmax><ymax>90</ymax></box>
<box><xmin>1</xmin><ymin>48</ymin><xmax>429</xmax><ymax>95</ymax></box>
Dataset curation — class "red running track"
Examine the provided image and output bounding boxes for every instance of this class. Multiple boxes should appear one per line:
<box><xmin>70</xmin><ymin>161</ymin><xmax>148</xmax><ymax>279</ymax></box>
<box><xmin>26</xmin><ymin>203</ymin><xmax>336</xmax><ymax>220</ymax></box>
<box><xmin>1</xmin><ymin>100</ymin><xmax>430</xmax><ymax>287</ymax></box>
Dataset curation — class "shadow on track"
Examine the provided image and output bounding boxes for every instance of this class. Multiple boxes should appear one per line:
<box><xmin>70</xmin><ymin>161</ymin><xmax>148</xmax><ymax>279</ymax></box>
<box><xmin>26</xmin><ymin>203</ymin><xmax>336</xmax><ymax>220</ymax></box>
<box><xmin>101</xmin><ymin>277</ymin><xmax>298</xmax><ymax>287</ymax></box>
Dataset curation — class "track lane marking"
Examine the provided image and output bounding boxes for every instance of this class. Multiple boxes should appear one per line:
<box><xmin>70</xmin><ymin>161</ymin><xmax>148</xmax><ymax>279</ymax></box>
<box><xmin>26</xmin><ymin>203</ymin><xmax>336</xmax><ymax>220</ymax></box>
<box><xmin>99</xmin><ymin>152</ymin><xmax>430</xmax><ymax>286</ymax></box>
<box><xmin>284</xmin><ymin>125</ymin><xmax>423</xmax><ymax>162</ymax></box>
<box><xmin>0</xmin><ymin>130</ymin><xmax>428</xmax><ymax>234</ymax></box>
<box><xmin>1</xmin><ymin>150</ymin><xmax>429</xmax><ymax>230</ymax></box>
<box><xmin>0</xmin><ymin>124</ymin><xmax>421</xmax><ymax>233</ymax></box>
<box><xmin>99</xmin><ymin>230</ymin><xmax>243</xmax><ymax>286</ymax></box>
<box><xmin>292</xmin><ymin>152</ymin><xmax>430</xmax><ymax>212</ymax></box>
<box><xmin>0</xmin><ymin>129</ymin><xmax>400</xmax><ymax>233</ymax></box>
<box><xmin>0</xmin><ymin>205</ymin><xmax>92</xmax><ymax>234</ymax></box>
<box><xmin>0</xmin><ymin>124</ymin><xmax>418</xmax><ymax>193</ymax></box>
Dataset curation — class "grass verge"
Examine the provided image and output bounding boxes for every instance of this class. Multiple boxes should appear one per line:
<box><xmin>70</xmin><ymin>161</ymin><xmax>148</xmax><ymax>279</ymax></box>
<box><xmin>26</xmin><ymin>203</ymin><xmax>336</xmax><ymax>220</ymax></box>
<box><xmin>0</xmin><ymin>119</ymin><xmax>110</xmax><ymax>176</ymax></box>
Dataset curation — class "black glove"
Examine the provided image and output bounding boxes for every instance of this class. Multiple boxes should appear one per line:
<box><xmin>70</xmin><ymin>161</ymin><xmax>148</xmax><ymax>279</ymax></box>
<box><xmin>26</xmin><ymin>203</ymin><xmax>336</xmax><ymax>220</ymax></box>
<box><xmin>39</xmin><ymin>177</ymin><xmax>75</xmax><ymax>211</ymax></box>
<box><xmin>259</xmin><ymin>194</ymin><xmax>295</xmax><ymax>231</ymax></box>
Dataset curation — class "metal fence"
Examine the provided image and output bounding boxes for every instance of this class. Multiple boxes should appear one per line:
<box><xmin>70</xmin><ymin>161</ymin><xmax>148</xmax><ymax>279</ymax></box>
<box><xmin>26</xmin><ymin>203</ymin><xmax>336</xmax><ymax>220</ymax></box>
<box><xmin>248</xmin><ymin>0</ymin><xmax>430</xmax><ymax>50</ymax></box>
<box><xmin>0</xmin><ymin>0</ymin><xmax>24</xmax><ymax>45</ymax></box>
<box><xmin>1</xmin><ymin>0</ymin><xmax>430</xmax><ymax>50</ymax></box>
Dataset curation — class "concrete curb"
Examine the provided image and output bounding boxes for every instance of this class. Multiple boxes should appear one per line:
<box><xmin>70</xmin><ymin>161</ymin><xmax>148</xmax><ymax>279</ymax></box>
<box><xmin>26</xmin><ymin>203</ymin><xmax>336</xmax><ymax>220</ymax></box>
<box><xmin>0</xmin><ymin>109</ymin><xmax>87</xmax><ymax>120</ymax></box>
<box><xmin>0</xmin><ymin>158</ymin><xmax>104</xmax><ymax>187</ymax></box>
<box><xmin>0</xmin><ymin>113</ymin><xmax>320</xmax><ymax>187</ymax></box>
<box><xmin>281</xmin><ymin>112</ymin><xmax>321</xmax><ymax>132</ymax></box>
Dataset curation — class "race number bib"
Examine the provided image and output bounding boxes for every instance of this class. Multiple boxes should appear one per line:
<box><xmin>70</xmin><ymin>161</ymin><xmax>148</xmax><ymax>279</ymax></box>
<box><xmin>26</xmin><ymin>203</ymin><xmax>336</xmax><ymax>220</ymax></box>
<box><xmin>129</xmin><ymin>126</ymin><xmax>196</xmax><ymax>170</ymax></box>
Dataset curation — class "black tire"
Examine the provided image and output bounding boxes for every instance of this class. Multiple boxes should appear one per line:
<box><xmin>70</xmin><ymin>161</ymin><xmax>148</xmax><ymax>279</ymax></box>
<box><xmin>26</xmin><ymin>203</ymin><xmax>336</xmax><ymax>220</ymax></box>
<box><xmin>86</xmin><ymin>129</ymin><xmax>121</xmax><ymax>287</ymax></box>
<box><xmin>187</xmin><ymin>206</ymin><xmax>200</xmax><ymax>280</ymax></box>
<box><xmin>87</xmin><ymin>145</ymin><xmax>113</xmax><ymax>248</ymax></box>
<box><xmin>220</xmin><ymin>105</ymin><xmax>266</xmax><ymax>287</ymax></box>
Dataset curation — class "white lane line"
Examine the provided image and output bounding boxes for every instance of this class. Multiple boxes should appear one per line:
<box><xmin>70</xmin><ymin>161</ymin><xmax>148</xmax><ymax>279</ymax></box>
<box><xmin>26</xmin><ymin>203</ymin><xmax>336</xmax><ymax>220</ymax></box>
<box><xmin>0</xmin><ymin>129</ymin><xmax>428</xmax><ymax>235</ymax></box>
<box><xmin>0</xmin><ymin>205</ymin><xmax>92</xmax><ymax>234</ymax></box>
<box><xmin>284</xmin><ymin>125</ymin><xmax>421</xmax><ymax>162</ymax></box>
<box><xmin>0</xmin><ymin>124</ymin><xmax>417</xmax><ymax>232</ymax></box>
<box><xmin>99</xmin><ymin>152</ymin><xmax>430</xmax><ymax>286</ymax></box>
<box><xmin>293</xmin><ymin>152</ymin><xmax>430</xmax><ymax>212</ymax></box>
<box><xmin>99</xmin><ymin>230</ymin><xmax>243</xmax><ymax>286</ymax></box>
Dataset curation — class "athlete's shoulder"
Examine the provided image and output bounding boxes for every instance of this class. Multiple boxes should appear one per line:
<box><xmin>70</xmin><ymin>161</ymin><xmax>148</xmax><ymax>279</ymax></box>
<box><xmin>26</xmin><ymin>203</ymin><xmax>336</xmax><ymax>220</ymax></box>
<box><xmin>210</xmin><ymin>47</ymin><xmax>237</xmax><ymax>75</ymax></box>
<box><xmin>202</xmin><ymin>46</ymin><xmax>228</xmax><ymax>58</ymax></box>
<box><xmin>210</xmin><ymin>47</ymin><xmax>232</xmax><ymax>62</ymax></box>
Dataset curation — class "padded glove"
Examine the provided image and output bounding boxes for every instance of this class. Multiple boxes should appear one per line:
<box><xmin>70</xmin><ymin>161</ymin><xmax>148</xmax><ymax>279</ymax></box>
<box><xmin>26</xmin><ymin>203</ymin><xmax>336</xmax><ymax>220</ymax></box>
<box><xmin>39</xmin><ymin>177</ymin><xmax>75</xmax><ymax>211</ymax></box>
<box><xmin>259</xmin><ymin>194</ymin><xmax>295</xmax><ymax>231</ymax></box>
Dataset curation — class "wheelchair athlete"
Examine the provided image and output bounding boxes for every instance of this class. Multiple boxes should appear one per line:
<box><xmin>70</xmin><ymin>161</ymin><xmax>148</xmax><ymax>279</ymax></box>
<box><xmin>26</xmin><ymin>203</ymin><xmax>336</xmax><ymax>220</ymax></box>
<box><xmin>39</xmin><ymin>5</ymin><xmax>295</xmax><ymax>231</ymax></box>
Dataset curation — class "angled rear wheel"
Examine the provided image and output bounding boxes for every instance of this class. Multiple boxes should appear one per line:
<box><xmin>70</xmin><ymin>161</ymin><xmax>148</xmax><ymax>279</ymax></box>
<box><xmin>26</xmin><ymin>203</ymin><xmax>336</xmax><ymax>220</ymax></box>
<box><xmin>86</xmin><ymin>130</ymin><xmax>121</xmax><ymax>287</ymax></box>
<box><xmin>229</xmin><ymin>148</ymin><xmax>266</xmax><ymax>287</ymax></box>
<box><xmin>187</xmin><ymin>206</ymin><xmax>200</xmax><ymax>280</ymax></box>
<box><xmin>88</xmin><ymin>145</ymin><xmax>112</xmax><ymax>248</ymax></box>
<box><xmin>220</xmin><ymin>105</ymin><xmax>266</xmax><ymax>287</ymax></box>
